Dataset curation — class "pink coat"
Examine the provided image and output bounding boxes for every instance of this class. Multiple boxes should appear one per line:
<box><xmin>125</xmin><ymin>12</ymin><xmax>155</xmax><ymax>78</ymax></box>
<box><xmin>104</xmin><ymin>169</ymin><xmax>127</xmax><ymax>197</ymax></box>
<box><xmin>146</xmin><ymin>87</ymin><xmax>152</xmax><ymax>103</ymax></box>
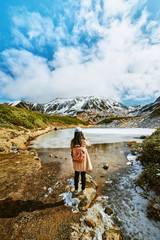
<box><xmin>70</xmin><ymin>138</ymin><xmax>92</xmax><ymax>172</ymax></box>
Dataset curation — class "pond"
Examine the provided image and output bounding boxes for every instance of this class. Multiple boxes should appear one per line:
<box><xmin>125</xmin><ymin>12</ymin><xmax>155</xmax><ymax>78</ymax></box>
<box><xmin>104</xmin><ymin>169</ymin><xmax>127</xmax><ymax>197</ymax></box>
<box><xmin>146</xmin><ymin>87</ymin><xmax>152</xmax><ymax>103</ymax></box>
<box><xmin>30</xmin><ymin>127</ymin><xmax>160</xmax><ymax>239</ymax></box>
<box><xmin>30</xmin><ymin>127</ymin><xmax>155</xmax><ymax>148</ymax></box>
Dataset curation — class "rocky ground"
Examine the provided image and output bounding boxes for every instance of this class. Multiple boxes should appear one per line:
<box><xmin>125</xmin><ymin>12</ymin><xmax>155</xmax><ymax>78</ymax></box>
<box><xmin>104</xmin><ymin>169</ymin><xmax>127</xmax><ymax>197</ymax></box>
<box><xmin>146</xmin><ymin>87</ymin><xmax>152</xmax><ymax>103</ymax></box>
<box><xmin>0</xmin><ymin>125</ymin><xmax>123</xmax><ymax>239</ymax></box>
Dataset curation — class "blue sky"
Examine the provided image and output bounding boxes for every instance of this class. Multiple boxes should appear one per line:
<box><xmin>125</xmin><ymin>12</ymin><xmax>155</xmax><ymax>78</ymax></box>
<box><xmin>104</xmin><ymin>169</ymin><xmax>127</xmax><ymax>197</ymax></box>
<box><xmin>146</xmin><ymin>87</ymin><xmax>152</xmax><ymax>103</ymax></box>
<box><xmin>0</xmin><ymin>0</ymin><xmax>160</xmax><ymax>105</ymax></box>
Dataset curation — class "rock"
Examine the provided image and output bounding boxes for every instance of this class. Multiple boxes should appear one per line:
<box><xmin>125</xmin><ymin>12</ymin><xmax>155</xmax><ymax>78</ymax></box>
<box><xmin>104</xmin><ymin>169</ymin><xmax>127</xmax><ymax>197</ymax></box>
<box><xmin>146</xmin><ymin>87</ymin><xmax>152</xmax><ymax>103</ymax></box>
<box><xmin>86</xmin><ymin>174</ymin><xmax>98</xmax><ymax>188</ymax></box>
<box><xmin>54</xmin><ymin>127</ymin><xmax>58</xmax><ymax>131</ymax></box>
<box><xmin>54</xmin><ymin>155</ymin><xmax>58</xmax><ymax>158</ymax></box>
<box><xmin>140</xmin><ymin>135</ymin><xmax>146</xmax><ymax>139</ymax></box>
<box><xmin>84</xmin><ymin>218</ymin><xmax>96</xmax><ymax>228</ymax></box>
<box><xmin>102</xmin><ymin>227</ymin><xmax>122</xmax><ymax>240</ymax></box>
<box><xmin>103</xmin><ymin>164</ymin><xmax>109</xmax><ymax>170</ymax></box>
<box><xmin>65</xmin><ymin>185</ymin><xmax>70</xmax><ymax>192</ymax></box>
<box><xmin>34</xmin><ymin>156</ymin><xmax>40</xmax><ymax>161</ymax></box>
<box><xmin>105</xmin><ymin>207</ymin><xmax>113</xmax><ymax>215</ymax></box>
<box><xmin>78</xmin><ymin>188</ymin><xmax>97</xmax><ymax>211</ymax></box>
<box><xmin>49</xmin><ymin>153</ymin><xmax>53</xmax><ymax>157</ymax></box>
<box><xmin>68</xmin><ymin>175</ymin><xmax>97</xmax><ymax>211</ymax></box>
<box><xmin>126</xmin><ymin>141</ymin><xmax>136</xmax><ymax>147</ymax></box>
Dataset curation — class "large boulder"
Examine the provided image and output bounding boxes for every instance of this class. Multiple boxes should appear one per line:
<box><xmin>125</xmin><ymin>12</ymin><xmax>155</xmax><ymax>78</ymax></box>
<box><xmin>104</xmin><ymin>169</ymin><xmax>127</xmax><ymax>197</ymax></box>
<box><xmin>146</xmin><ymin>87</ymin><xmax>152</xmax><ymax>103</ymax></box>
<box><xmin>85</xmin><ymin>174</ymin><xmax>97</xmax><ymax>189</ymax></box>
<box><xmin>78</xmin><ymin>188</ymin><xmax>97</xmax><ymax>211</ymax></box>
<box><xmin>65</xmin><ymin>174</ymin><xmax>97</xmax><ymax>212</ymax></box>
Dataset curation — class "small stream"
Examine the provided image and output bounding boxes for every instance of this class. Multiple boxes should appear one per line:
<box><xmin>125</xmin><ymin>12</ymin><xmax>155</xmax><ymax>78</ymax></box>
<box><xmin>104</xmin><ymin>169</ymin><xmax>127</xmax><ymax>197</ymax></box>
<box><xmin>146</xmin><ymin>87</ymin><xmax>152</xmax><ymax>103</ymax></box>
<box><xmin>30</xmin><ymin>127</ymin><xmax>160</xmax><ymax>239</ymax></box>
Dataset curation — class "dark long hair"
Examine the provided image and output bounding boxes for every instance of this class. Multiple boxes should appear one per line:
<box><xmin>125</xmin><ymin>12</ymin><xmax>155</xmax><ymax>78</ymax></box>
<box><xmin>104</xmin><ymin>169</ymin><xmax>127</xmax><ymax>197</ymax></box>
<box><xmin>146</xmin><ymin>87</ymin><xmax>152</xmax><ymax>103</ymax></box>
<box><xmin>73</xmin><ymin>131</ymin><xmax>83</xmax><ymax>146</ymax></box>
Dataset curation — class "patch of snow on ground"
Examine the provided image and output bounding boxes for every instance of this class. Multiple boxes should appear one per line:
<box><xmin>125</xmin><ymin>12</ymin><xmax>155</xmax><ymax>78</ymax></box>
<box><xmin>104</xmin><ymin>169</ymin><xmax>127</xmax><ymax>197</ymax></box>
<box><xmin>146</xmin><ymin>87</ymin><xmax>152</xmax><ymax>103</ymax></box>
<box><xmin>126</xmin><ymin>153</ymin><xmax>138</xmax><ymax>165</ymax></box>
<box><xmin>60</xmin><ymin>178</ymin><xmax>80</xmax><ymax>213</ymax></box>
<box><xmin>105</xmin><ymin>180</ymin><xmax>113</xmax><ymax>184</ymax></box>
<box><xmin>60</xmin><ymin>191</ymin><xmax>80</xmax><ymax>213</ymax></box>
<box><xmin>48</xmin><ymin>187</ymin><xmax>53</xmax><ymax>194</ymax></box>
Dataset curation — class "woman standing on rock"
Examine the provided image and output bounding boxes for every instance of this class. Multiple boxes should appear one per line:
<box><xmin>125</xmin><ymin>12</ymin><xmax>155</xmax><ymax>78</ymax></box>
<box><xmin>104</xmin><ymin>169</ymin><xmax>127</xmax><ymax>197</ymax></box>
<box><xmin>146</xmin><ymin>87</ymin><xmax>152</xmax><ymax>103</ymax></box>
<box><xmin>70</xmin><ymin>127</ymin><xmax>92</xmax><ymax>195</ymax></box>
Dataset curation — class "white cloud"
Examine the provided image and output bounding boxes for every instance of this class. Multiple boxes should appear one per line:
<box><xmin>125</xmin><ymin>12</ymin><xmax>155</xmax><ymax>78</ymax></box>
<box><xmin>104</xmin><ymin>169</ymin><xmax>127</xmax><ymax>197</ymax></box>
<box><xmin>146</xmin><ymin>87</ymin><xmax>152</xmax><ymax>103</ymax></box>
<box><xmin>12</xmin><ymin>11</ymin><xmax>55</xmax><ymax>48</ymax></box>
<box><xmin>12</xmin><ymin>28</ymin><xmax>33</xmax><ymax>49</ymax></box>
<box><xmin>51</xmin><ymin>47</ymin><xmax>84</xmax><ymax>68</ymax></box>
<box><xmin>0</xmin><ymin>0</ymin><xmax>160</xmax><ymax>103</ymax></box>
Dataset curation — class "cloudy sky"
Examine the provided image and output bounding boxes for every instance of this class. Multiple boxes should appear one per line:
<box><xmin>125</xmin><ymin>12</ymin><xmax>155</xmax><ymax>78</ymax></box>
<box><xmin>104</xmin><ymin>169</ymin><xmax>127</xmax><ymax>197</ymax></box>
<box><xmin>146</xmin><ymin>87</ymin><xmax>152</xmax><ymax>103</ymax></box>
<box><xmin>0</xmin><ymin>0</ymin><xmax>160</xmax><ymax>105</ymax></box>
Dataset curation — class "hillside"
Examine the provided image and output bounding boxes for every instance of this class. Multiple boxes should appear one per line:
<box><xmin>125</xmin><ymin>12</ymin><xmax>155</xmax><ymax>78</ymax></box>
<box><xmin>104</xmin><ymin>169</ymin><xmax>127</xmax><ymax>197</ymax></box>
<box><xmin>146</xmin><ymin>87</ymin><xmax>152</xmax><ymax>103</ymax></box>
<box><xmin>97</xmin><ymin>108</ymin><xmax>160</xmax><ymax>129</ymax></box>
<box><xmin>0</xmin><ymin>104</ymin><xmax>88</xmax><ymax>129</ymax></box>
<box><xmin>137</xmin><ymin>96</ymin><xmax>160</xmax><ymax>115</ymax></box>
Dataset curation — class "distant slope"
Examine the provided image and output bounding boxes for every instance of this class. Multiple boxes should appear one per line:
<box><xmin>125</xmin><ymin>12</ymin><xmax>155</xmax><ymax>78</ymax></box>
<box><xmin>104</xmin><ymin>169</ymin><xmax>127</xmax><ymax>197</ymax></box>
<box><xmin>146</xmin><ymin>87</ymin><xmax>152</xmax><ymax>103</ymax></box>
<box><xmin>0</xmin><ymin>104</ymin><xmax>88</xmax><ymax>129</ymax></box>
<box><xmin>137</xmin><ymin>96</ymin><xmax>160</xmax><ymax>115</ymax></box>
<box><xmin>137</xmin><ymin>106</ymin><xmax>160</xmax><ymax>128</ymax></box>
<box><xmin>6</xmin><ymin>100</ymin><xmax>45</xmax><ymax>113</ymax></box>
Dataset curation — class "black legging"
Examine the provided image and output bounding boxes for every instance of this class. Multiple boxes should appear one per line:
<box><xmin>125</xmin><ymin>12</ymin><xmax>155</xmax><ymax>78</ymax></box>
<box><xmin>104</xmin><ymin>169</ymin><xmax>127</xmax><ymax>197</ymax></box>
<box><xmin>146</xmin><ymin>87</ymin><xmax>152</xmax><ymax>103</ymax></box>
<box><xmin>74</xmin><ymin>171</ymin><xmax>86</xmax><ymax>190</ymax></box>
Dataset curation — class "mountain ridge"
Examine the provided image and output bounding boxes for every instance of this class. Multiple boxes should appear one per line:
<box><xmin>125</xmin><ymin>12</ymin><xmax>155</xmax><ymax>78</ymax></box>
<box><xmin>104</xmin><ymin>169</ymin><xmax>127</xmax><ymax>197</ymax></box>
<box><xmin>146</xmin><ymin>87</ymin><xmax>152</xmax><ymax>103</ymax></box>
<box><xmin>3</xmin><ymin>96</ymin><xmax>160</xmax><ymax>124</ymax></box>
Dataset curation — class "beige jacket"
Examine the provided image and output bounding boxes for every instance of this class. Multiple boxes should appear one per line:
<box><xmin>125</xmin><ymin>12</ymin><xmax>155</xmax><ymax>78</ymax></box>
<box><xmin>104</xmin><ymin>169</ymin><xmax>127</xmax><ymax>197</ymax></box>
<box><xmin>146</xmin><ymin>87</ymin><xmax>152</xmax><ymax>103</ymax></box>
<box><xmin>70</xmin><ymin>138</ymin><xmax>92</xmax><ymax>172</ymax></box>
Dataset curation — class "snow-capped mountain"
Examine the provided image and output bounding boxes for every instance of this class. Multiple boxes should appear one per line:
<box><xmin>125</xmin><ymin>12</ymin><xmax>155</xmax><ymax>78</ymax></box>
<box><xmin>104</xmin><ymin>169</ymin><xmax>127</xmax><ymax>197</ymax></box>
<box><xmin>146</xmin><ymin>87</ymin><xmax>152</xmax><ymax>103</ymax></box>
<box><xmin>5</xmin><ymin>96</ymin><xmax>137</xmax><ymax>115</ymax></box>
<box><xmin>3</xmin><ymin>96</ymin><xmax>160</xmax><ymax>123</ymax></box>
<box><xmin>44</xmin><ymin>96</ymin><xmax>137</xmax><ymax>116</ymax></box>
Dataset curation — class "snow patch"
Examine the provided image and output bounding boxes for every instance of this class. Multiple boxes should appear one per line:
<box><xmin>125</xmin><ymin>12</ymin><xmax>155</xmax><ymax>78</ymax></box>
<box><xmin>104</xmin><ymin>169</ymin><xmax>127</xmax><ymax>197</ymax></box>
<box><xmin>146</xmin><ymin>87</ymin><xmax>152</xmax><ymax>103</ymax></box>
<box><xmin>105</xmin><ymin>180</ymin><xmax>113</xmax><ymax>184</ymax></box>
<box><xmin>60</xmin><ymin>191</ymin><xmax>80</xmax><ymax>213</ymax></box>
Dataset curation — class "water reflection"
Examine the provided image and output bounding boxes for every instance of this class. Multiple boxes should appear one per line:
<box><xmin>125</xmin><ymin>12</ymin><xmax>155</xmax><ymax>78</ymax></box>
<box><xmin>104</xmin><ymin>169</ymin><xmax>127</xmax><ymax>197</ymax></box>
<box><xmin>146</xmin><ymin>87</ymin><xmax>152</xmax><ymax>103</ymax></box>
<box><xmin>36</xmin><ymin>142</ymin><xmax>130</xmax><ymax>187</ymax></box>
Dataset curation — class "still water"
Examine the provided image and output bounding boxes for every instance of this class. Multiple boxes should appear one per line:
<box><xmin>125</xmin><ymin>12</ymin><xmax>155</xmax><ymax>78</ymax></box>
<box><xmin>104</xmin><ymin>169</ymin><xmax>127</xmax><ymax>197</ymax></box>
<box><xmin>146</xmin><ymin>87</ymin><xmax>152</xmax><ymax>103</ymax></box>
<box><xmin>30</xmin><ymin>128</ymin><xmax>160</xmax><ymax>239</ymax></box>
<box><xmin>30</xmin><ymin>127</ymin><xmax>155</xmax><ymax>148</ymax></box>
